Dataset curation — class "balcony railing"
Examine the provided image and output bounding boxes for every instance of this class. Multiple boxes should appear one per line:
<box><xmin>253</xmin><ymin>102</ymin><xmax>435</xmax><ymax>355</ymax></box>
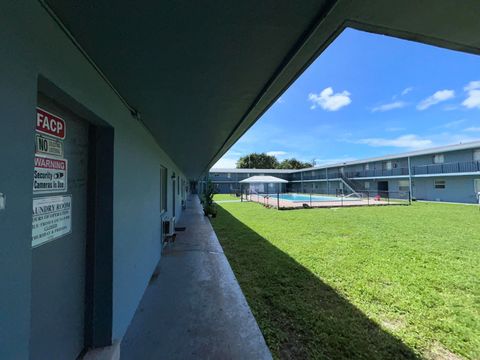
<box><xmin>301</xmin><ymin>173</ymin><xmax>326</xmax><ymax>180</ymax></box>
<box><xmin>412</xmin><ymin>161</ymin><xmax>480</xmax><ymax>175</ymax></box>
<box><xmin>344</xmin><ymin>167</ymin><xmax>409</xmax><ymax>178</ymax></box>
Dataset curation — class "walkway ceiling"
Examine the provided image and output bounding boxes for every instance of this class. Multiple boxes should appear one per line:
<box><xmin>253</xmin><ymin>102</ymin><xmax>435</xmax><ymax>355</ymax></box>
<box><xmin>44</xmin><ymin>0</ymin><xmax>480</xmax><ymax>179</ymax></box>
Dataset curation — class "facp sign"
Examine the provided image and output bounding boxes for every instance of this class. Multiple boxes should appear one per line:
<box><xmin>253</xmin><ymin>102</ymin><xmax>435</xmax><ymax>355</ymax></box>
<box><xmin>36</xmin><ymin>107</ymin><xmax>66</xmax><ymax>139</ymax></box>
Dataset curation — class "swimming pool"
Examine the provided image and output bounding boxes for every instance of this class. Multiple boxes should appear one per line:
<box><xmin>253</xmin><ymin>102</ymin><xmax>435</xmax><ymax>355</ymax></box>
<box><xmin>261</xmin><ymin>193</ymin><xmax>359</xmax><ymax>202</ymax></box>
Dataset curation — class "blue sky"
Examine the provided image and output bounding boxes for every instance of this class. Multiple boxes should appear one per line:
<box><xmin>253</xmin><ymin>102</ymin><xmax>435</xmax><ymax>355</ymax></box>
<box><xmin>212</xmin><ymin>28</ymin><xmax>480</xmax><ymax>168</ymax></box>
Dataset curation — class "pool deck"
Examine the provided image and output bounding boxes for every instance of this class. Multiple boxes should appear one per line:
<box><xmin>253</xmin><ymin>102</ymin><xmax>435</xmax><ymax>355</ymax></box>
<box><xmin>245</xmin><ymin>194</ymin><xmax>404</xmax><ymax>209</ymax></box>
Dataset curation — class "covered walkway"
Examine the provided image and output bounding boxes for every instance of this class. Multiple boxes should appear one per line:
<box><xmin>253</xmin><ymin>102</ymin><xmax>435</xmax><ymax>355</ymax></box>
<box><xmin>120</xmin><ymin>196</ymin><xmax>271</xmax><ymax>360</ymax></box>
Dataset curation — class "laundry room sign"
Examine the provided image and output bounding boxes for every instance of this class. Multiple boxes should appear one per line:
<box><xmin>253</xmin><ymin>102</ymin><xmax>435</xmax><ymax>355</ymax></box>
<box><xmin>33</xmin><ymin>155</ymin><xmax>68</xmax><ymax>194</ymax></box>
<box><xmin>32</xmin><ymin>195</ymin><xmax>72</xmax><ymax>247</ymax></box>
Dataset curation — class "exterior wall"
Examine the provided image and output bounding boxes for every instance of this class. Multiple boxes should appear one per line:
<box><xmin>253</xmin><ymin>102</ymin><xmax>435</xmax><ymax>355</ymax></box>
<box><xmin>410</xmin><ymin>148</ymin><xmax>479</xmax><ymax>167</ymax></box>
<box><xmin>413</xmin><ymin>176</ymin><xmax>479</xmax><ymax>203</ymax></box>
<box><xmin>209</xmin><ymin>171</ymin><xmax>289</xmax><ymax>193</ymax></box>
<box><xmin>209</xmin><ymin>147</ymin><xmax>480</xmax><ymax>204</ymax></box>
<box><xmin>0</xmin><ymin>3</ymin><xmax>186</xmax><ymax>358</ymax></box>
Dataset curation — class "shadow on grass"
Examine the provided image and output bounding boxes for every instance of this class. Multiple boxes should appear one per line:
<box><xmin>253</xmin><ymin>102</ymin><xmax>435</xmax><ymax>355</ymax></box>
<box><xmin>212</xmin><ymin>206</ymin><xmax>420</xmax><ymax>360</ymax></box>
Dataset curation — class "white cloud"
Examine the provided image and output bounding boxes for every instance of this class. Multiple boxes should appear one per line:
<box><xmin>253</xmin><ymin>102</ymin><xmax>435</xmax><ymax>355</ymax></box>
<box><xmin>211</xmin><ymin>157</ymin><xmax>238</xmax><ymax>169</ymax></box>
<box><xmin>464</xmin><ymin>127</ymin><xmax>480</xmax><ymax>132</ymax></box>
<box><xmin>357</xmin><ymin>134</ymin><xmax>433</xmax><ymax>150</ymax></box>
<box><xmin>266</xmin><ymin>151</ymin><xmax>288</xmax><ymax>157</ymax></box>
<box><xmin>308</xmin><ymin>87</ymin><xmax>351</xmax><ymax>111</ymax></box>
<box><xmin>401</xmin><ymin>87</ymin><xmax>413</xmax><ymax>96</ymax></box>
<box><xmin>464</xmin><ymin>81</ymin><xmax>480</xmax><ymax>92</ymax></box>
<box><xmin>441</xmin><ymin>119</ymin><xmax>466</xmax><ymax>129</ymax></box>
<box><xmin>417</xmin><ymin>89</ymin><xmax>455</xmax><ymax>110</ymax></box>
<box><xmin>371</xmin><ymin>101</ymin><xmax>407</xmax><ymax>112</ymax></box>
<box><xmin>462</xmin><ymin>81</ymin><xmax>480</xmax><ymax>109</ymax></box>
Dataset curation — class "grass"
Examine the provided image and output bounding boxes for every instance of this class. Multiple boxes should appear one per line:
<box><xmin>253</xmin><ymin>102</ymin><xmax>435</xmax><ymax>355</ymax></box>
<box><xmin>213</xmin><ymin>193</ymin><xmax>240</xmax><ymax>201</ymax></box>
<box><xmin>210</xmin><ymin>201</ymin><xmax>480</xmax><ymax>359</ymax></box>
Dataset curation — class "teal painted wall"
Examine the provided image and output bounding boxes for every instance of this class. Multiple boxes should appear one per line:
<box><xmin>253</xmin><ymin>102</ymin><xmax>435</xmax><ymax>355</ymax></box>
<box><xmin>0</xmin><ymin>3</ymin><xmax>186</xmax><ymax>357</ymax></box>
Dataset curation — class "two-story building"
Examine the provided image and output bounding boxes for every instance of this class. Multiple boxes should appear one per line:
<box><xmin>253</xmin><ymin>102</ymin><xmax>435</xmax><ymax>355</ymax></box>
<box><xmin>208</xmin><ymin>141</ymin><xmax>480</xmax><ymax>204</ymax></box>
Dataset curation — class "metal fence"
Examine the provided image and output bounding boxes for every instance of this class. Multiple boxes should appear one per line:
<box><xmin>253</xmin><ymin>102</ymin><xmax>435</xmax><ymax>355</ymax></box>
<box><xmin>240</xmin><ymin>188</ymin><xmax>411</xmax><ymax>210</ymax></box>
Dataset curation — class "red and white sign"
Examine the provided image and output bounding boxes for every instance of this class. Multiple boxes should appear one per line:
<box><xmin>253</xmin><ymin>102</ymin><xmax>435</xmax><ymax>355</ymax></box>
<box><xmin>33</xmin><ymin>155</ymin><xmax>68</xmax><ymax>194</ymax></box>
<box><xmin>36</xmin><ymin>107</ymin><xmax>66</xmax><ymax>139</ymax></box>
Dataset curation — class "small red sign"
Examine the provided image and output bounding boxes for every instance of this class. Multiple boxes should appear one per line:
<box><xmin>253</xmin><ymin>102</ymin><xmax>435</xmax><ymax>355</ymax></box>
<box><xmin>36</xmin><ymin>107</ymin><xmax>66</xmax><ymax>139</ymax></box>
<box><xmin>34</xmin><ymin>156</ymin><xmax>67</xmax><ymax>170</ymax></box>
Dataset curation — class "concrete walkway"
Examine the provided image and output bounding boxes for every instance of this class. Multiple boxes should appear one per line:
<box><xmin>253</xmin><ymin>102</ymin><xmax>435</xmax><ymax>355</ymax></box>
<box><xmin>120</xmin><ymin>196</ymin><xmax>272</xmax><ymax>360</ymax></box>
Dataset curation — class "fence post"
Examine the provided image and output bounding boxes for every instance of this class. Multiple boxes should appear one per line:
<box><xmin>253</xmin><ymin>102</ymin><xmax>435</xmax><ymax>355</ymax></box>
<box><xmin>277</xmin><ymin>192</ymin><xmax>280</xmax><ymax>209</ymax></box>
<box><xmin>387</xmin><ymin>191</ymin><xmax>390</xmax><ymax>205</ymax></box>
<box><xmin>310</xmin><ymin>192</ymin><xmax>312</xmax><ymax>207</ymax></box>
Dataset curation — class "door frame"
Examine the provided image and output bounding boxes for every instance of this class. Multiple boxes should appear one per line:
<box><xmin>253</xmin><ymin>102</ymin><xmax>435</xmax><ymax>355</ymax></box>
<box><xmin>172</xmin><ymin>173</ymin><xmax>176</xmax><ymax>218</ymax></box>
<box><xmin>38</xmin><ymin>77</ymin><xmax>114</xmax><ymax>349</ymax></box>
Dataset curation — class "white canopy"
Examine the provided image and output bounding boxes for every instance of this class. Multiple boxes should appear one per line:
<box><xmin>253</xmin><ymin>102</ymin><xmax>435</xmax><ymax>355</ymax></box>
<box><xmin>239</xmin><ymin>175</ymin><xmax>288</xmax><ymax>184</ymax></box>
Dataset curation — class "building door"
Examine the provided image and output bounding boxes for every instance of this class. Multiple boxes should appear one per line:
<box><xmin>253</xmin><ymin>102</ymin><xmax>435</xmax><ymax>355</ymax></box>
<box><xmin>30</xmin><ymin>96</ymin><xmax>89</xmax><ymax>359</ymax></box>
<box><xmin>378</xmin><ymin>181</ymin><xmax>389</xmax><ymax>193</ymax></box>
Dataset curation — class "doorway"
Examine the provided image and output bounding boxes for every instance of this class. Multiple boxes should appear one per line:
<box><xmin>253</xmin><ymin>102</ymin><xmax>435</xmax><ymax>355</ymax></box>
<box><xmin>31</xmin><ymin>89</ymin><xmax>114</xmax><ymax>359</ymax></box>
<box><xmin>31</xmin><ymin>95</ymin><xmax>89</xmax><ymax>359</ymax></box>
<box><xmin>378</xmin><ymin>181</ymin><xmax>389</xmax><ymax>193</ymax></box>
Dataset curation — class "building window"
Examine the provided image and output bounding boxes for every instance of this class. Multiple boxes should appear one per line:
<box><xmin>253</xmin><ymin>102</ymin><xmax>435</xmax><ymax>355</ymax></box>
<box><xmin>474</xmin><ymin>149</ymin><xmax>480</xmax><ymax>161</ymax></box>
<box><xmin>364</xmin><ymin>163</ymin><xmax>369</xmax><ymax>171</ymax></box>
<box><xmin>434</xmin><ymin>179</ymin><xmax>446</xmax><ymax>189</ymax></box>
<box><xmin>364</xmin><ymin>181</ymin><xmax>370</xmax><ymax>189</ymax></box>
<box><xmin>433</xmin><ymin>154</ymin><xmax>444</xmax><ymax>164</ymax></box>
<box><xmin>160</xmin><ymin>166</ymin><xmax>168</xmax><ymax>213</ymax></box>
<box><xmin>398</xmin><ymin>180</ymin><xmax>410</xmax><ymax>192</ymax></box>
<box><xmin>385</xmin><ymin>161</ymin><xmax>392</xmax><ymax>170</ymax></box>
<box><xmin>227</xmin><ymin>173</ymin><xmax>231</xmax><ymax>179</ymax></box>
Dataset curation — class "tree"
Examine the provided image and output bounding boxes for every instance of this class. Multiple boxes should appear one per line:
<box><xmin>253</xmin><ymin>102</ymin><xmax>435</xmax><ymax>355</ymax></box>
<box><xmin>278</xmin><ymin>158</ymin><xmax>313</xmax><ymax>169</ymax></box>
<box><xmin>236</xmin><ymin>153</ymin><xmax>312</xmax><ymax>169</ymax></box>
<box><xmin>236</xmin><ymin>153</ymin><xmax>279</xmax><ymax>169</ymax></box>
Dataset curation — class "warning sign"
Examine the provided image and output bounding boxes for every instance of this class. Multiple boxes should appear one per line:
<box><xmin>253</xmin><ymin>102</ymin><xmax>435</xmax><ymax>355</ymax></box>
<box><xmin>32</xmin><ymin>195</ymin><xmax>72</xmax><ymax>247</ymax></box>
<box><xmin>36</xmin><ymin>107</ymin><xmax>66</xmax><ymax>139</ymax></box>
<box><xmin>35</xmin><ymin>134</ymin><xmax>64</xmax><ymax>157</ymax></box>
<box><xmin>33</xmin><ymin>156</ymin><xmax>68</xmax><ymax>194</ymax></box>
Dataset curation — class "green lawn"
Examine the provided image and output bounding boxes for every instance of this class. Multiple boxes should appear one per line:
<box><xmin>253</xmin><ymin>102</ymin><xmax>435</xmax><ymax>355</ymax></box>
<box><xmin>213</xmin><ymin>194</ymin><xmax>240</xmax><ymax>201</ymax></box>
<box><xmin>210</xmin><ymin>202</ymin><xmax>479</xmax><ymax>360</ymax></box>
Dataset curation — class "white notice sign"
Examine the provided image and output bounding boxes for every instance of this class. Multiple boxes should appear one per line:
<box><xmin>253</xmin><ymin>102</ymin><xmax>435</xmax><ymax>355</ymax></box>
<box><xmin>32</xmin><ymin>195</ymin><xmax>72</xmax><ymax>247</ymax></box>
<box><xmin>33</xmin><ymin>155</ymin><xmax>68</xmax><ymax>194</ymax></box>
<box><xmin>35</xmin><ymin>134</ymin><xmax>64</xmax><ymax>157</ymax></box>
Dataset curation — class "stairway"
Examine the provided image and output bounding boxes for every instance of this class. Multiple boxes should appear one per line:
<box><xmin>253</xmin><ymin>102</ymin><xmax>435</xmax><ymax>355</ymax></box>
<box><xmin>339</xmin><ymin>173</ymin><xmax>360</xmax><ymax>195</ymax></box>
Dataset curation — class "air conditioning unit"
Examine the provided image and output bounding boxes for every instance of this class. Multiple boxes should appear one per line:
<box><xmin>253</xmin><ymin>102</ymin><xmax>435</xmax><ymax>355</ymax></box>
<box><xmin>163</xmin><ymin>217</ymin><xmax>176</xmax><ymax>237</ymax></box>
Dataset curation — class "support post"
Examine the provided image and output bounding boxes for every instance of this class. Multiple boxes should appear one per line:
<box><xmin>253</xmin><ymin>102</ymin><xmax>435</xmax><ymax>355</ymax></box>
<box><xmin>408</xmin><ymin>156</ymin><xmax>413</xmax><ymax>201</ymax></box>
<box><xmin>301</xmin><ymin>171</ymin><xmax>304</xmax><ymax>193</ymax></box>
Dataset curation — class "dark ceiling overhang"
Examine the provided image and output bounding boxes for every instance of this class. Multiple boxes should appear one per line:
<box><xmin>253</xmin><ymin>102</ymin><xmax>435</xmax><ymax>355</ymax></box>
<box><xmin>44</xmin><ymin>0</ymin><xmax>480</xmax><ymax>179</ymax></box>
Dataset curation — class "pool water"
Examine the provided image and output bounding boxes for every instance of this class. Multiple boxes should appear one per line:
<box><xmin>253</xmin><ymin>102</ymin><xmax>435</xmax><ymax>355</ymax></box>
<box><xmin>261</xmin><ymin>193</ymin><xmax>358</xmax><ymax>202</ymax></box>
